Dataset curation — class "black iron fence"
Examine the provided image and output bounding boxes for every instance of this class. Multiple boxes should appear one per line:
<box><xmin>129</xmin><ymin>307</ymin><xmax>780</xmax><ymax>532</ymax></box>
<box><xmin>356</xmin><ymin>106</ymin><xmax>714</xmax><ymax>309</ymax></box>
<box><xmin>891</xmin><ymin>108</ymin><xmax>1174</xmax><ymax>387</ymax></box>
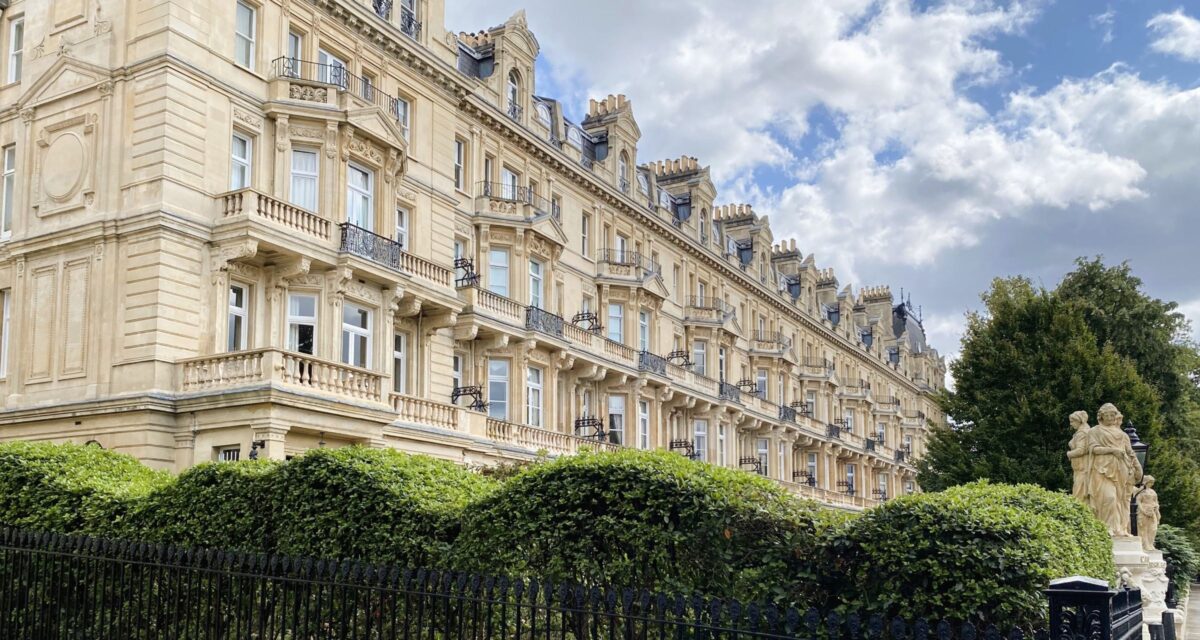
<box><xmin>340</xmin><ymin>223</ymin><xmax>406</xmax><ymax>272</ymax></box>
<box><xmin>271</xmin><ymin>57</ymin><xmax>407</xmax><ymax>125</ymax></box>
<box><xmin>0</xmin><ymin>528</ymin><xmax>1160</xmax><ymax>640</ymax></box>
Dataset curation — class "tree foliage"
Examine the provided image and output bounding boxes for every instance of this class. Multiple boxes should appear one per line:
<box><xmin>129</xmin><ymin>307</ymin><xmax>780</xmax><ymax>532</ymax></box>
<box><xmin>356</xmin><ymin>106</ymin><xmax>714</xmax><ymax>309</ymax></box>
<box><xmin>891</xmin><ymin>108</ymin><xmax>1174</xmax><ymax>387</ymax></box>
<box><xmin>919</xmin><ymin>277</ymin><xmax>1162</xmax><ymax>492</ymax></box>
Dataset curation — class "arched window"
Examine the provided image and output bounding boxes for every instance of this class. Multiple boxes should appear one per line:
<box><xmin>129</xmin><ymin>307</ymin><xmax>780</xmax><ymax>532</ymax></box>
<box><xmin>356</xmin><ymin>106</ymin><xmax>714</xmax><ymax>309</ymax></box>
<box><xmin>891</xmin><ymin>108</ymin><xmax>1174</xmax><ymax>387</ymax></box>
<box><xmin>567</xmin><ymin>126</ymin><xmax>582</xmax><ymax>148</ymax></box>
<box><xmin>536</xmin><ymin>103</ymin><xmax>551</xmax><ymax>126</ymax></box>
<box><xmin>618</xmin><ymin>152</ymin><xmax>630</xmax><ymax>193</ymax></box>
<box><xmin>506</xmin><ymin>71</ymin><xmax>520</xmax><ymax>118</ymax></box>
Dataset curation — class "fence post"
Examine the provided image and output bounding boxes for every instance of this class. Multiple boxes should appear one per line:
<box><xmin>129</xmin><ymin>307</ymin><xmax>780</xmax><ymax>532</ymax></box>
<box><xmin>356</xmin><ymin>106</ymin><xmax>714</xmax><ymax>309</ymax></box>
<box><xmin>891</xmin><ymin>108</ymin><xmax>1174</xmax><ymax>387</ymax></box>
<box><xmin>1045</xmin><ymin>577</ymin><xmax>1116</xmax><ymax>640</ymax></box>
<box><xmin>1162</xmin><ymin>611</ymin><xmax>1176</xmax><ymax>640</ymax></box>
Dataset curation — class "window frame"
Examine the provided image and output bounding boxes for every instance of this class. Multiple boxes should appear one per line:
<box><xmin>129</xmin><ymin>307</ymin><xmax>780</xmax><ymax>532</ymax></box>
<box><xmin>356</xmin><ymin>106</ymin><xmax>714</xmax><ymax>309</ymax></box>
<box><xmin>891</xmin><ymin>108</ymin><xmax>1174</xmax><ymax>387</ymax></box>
<box><xmin>607</xmin><ymin>302</ymin><xmax>624</xmax><ymax>343</ymax></box>
<box><xmin>340</xmin><ymin>302</ymin><xmax>372</xmax><ymax>369</ymax></box>
<box><xmin>717</xmin><ymin>424</ymin><xmax>727</xmax><ymax>466</ymax></box>
<box><xmin>0</xmin><ymin>289</ymin><xmax>9</xmax><ymax>378</ymax></box>
<box><xmin>6</xmin><ymin>17</ymin><xmax>23</xmax><ymax>84</ymax></box>
<box><xmin>286</xmin><ymin>292</ymin><xmax>318</xmax><ymax>355</ymax></box>
<box><xmin>453</xmin><ymin>139</ymin><xmax>466</xmax><ymax>191</ymax></box>
<box><xmin>692</xmin><ymin>341</ymin><xmax>707</xmax><ymax>377</ymax></box>
<box><xmin>317</xmin><ymin>48</ymin><xmax>347</xmax><ymax>88</ymax></box>
<box><xmin>393</xmin><ymin>332</ymin><xmax>409</xmax><ymax>394</ymax></box>
<box><xmin>227</xmin><ymin>283</ymin><xmax>250</xmax><ymax>352</ymax></box>
<box><xmin>1</xmin><ymin>144</ymin><xmax>14</xmax><ymax>239</ymax></box>
<box><xmin>230</xmin><ymin>132</ymin><xmax>252</xmax><ymax>190</ymax></box>
<box><xmin>218</xmin><ymin>446</ymin><xmax>242</xmax><ymax>462</ymax></box>
<box><xmin>487</xmin><ymin>248</ymin><xmax>510</xmax><ymax>297</ymax></box>
<box><xmin>528</xmin><ymin>259</ymin><xmax>544</xmax><ymax>309</ymax></box>
<box><xmin>581</xmin><ymin>212</ymin><xmax>591</xmax><ymax>258</ymax></box>
<box><xmin>638</xmin><ymin>310</ymin><xmax>649</xmax><ymax>352</ymax></box>
<box><xmin>526</xmin><ymin>366</ymin><xmax>543</xmax><ymax>427</ymax></box>
<box><xmin>394</xmin><ymin>206</ymin><xmax>409</xmax><ymax>250</ymax></box>
<box><xmin>346</xmin><ymin>162</ymin><xmax>375</xmax><ymax>231</ymax></box>
<box><xmin>637</xmin><ymin>400</ymin><xmax>650</xmax><ymax>450</ymax></box>
<box><xmin>289</xmin><ymin>148</ymin><xmax>319</xmax><ymax>211</ymax></box>
<box><xmin>233</xmin><ymin>2</ymin><xmax>256</xmax><ymax>71</ymax></box>
<box><xmin>393</xmin><ymin>96</ymin><xmax>411</xmax><ymax>140</ymax></box>
<box><xmin>487</xmin><ymin>358</ymin><xmax>510</xmax><ymax>420</ymax></box>
<box><xmin>607</xmin><ymin>394</ymin><xmax>625</xmax><ymax>445</ymax></box>
<box><xmin>694</xmin><ymin>419</ymin><xmax>708</xmax><ymax>462</ymax></box>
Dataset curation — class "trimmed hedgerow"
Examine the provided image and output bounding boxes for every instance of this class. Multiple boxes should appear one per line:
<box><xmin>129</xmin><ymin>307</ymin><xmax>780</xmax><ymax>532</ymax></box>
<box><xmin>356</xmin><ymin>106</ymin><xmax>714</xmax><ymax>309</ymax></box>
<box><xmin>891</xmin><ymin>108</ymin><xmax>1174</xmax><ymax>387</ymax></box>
<box><xmin>0</xmin><ymin>441</ymin><xmax>169</xmax><ymax>534</ymax></box>
<box><xmin>270</xmin><ymin>447</ymin><xmax>497</xmax><ymax>566</ymax></box>
<box><xmin>122</xmin><ymin>460</ymin><xmax>282</xmax><ymax>550</ymax></box>
<box><xmin>454</xmin><ymin>449</ymin><xmax>825</xmax><ymax>607</ymax></box>
<box><xmin>819</xmin><ymin>481</ymin><xmax>1113</xmax><ymax>627</ymax></box>
<box><xmin>1157</xmin><ymin>524</ymin><xmax>1199</xmax><ymax>601</ymax></box>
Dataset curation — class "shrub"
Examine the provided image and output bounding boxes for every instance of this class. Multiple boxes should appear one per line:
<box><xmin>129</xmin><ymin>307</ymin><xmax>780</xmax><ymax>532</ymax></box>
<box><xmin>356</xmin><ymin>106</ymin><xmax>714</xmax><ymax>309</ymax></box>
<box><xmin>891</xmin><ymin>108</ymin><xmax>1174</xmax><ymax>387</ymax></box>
<box><xmin>123</xmin><ymin>460</ymin><xmax>281</xmax><ymax>550</ymax></box>
<box><xmin>0</xmin><ymin>441</ymin><xmax>169</xmax><ymax>534</ymax></box>
<box><xmin>821</xmin><ymin>481</ymin><xmax>1113</xmax><ymax>626</ymax></box>
<box><xmin>1157</xmin><ymin>524</ymin><xmax>1199</xmax><ymax>601</ymax></box>
<box><xmin>270</xmin><ymin>447</ymin><xmax>497</xmax><ymax>565</ymax></box>
<box><xmin>454</xmin><ymin>449</ymin><xmax>825</xmax><ymax>606</ymax></box>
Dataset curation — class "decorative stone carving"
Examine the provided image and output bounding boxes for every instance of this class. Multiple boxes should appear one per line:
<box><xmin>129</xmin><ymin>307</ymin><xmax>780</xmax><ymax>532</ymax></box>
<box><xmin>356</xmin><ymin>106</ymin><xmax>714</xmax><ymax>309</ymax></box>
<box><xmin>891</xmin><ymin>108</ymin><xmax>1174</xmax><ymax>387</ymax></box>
<box><xmin>233</xmin><ymin>107</ymin><xmax>263</xmax><ymax>132</ymax></box>
<box><xmin>1068</xmin><ymin>403</ymin><xmax>1142</xmax><ymax>537</ymax></box>
<box><xmin>1136</xmin><ymin>476</ymin><xmax>1160</xmax><ymax>552</ymax></box>
<box><xmin>289</xmin><ymin>126</ymin><xmax>324</xmax><ymax>140</ymax></box>
<box><xmin>289</xmin><ymin>83</ymin><xmax>329</xmax><ymax>102</ymax></box>
<box><xmin>325</xmin><ymin>123</ymin><xmax>339</xmax><ymax>159</ymax></box>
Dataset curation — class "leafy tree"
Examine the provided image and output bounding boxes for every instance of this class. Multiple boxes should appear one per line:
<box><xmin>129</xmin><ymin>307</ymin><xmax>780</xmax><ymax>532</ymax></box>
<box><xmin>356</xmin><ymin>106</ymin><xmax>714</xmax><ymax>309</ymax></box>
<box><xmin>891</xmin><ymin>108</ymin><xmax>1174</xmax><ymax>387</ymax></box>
<box><xmin>922</xmin><ymin>272</ymin><xmax>1200</xmax><ymax>544</ymax></box>
<box><xmin>919</xmin><ymin>277</ymin><xmax>1162</xmax><ymax>492</ymax></box>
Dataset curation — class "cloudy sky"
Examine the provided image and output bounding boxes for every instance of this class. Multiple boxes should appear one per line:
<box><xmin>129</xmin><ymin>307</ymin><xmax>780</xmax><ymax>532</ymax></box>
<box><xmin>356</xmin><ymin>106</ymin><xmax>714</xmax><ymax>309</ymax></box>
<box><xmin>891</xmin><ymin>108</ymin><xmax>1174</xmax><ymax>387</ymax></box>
<box><xmin>446</xmin><ymin>0</ymin><xmax>1200</xmax><ymax>365</ymax></box>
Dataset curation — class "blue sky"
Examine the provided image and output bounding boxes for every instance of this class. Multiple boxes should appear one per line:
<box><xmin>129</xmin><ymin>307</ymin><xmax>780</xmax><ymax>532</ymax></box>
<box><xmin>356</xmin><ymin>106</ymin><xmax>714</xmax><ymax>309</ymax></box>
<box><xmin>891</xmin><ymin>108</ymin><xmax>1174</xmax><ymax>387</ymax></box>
<box><xmin>447</xmin><ymin>0</ymin><xmax>1200</xmax><ymax>366</ymax></box>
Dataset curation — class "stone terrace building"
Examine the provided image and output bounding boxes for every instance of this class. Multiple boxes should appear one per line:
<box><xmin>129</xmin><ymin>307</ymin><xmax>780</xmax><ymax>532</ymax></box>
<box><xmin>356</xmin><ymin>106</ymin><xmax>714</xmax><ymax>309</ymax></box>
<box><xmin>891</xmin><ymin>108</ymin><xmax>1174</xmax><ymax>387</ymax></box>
<box><xmin>0</xmin><ymin>0</ymin><xmax>946</xmax><ymax>509</ymax></box>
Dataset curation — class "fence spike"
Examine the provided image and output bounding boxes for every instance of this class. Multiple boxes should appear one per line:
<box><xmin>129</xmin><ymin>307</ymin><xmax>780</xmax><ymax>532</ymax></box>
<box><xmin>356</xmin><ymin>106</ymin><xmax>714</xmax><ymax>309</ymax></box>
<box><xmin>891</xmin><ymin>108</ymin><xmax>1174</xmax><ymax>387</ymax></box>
<box><xmin>985</xmin><ymin>624</ymin><xmax>1001</xmax><ymax>640</ymax></box>
<box><xmin>1008</xmin><ymin>628</ymin><xmax>1025</xmax><ymax>640</ymax></box>
<box><xmin>806</xmin><ymin>608</ymin><xmax>822</xmax><ymax>640</ymax></box>
<box><xmin>828</xmin><ymin>611</ymin><xmax>843</xmax><ymax>640</ymax></box>
<box><xmin>937</xmin><ymin>619</ymin><xmax>953</xmax><ymax>640</ymax></box>
<box><xmin>786</xmin><ymin>607</ymin><xmax>801</xmax><ymax>635</ymax></box>
<box><xmin>962</xmin><ymin>621</ymin><xmax>977</xmax><ymax>640</ymax></box>
<box><xmin>748</xmin><ymin>603</ymin><xmax>762</xmax><ymax>631</ymax></box>
<box><xmin>709</xmin><ymin>598</ymin><xmax>725</xmax><ymax>627</ymax></box>
<box><xmin>766</xmin><ymin>606</ymin><xmax>781</xmax><ymax>633</ymax></box>
<box><xmin>914</xmin><ymin>618</ymin><xmax>930</xmax><ymax>640</ymax></box>
<box><xmin>891</xmin><ymin>617</ymin><xmax>908</xmax><ymax>640</ymax></box>
<box><xmin>847</xmin><ymin>612</ymin><xmax>861</xmax><ymax>639</ymax></box>
<box><xmin>868</xmin><ymin>614</ymin><xmax>884</xmax><ymax>640</ymax></box>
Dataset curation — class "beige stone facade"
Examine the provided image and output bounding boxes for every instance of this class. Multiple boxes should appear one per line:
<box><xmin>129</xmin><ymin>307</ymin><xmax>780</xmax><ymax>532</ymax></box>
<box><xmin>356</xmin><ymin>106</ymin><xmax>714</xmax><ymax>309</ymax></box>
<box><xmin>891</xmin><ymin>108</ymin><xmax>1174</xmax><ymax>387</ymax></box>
<box><xmin>0</xmin><ymin>0</ymin><xmax>945</xmax><ymax>509</ymax></box>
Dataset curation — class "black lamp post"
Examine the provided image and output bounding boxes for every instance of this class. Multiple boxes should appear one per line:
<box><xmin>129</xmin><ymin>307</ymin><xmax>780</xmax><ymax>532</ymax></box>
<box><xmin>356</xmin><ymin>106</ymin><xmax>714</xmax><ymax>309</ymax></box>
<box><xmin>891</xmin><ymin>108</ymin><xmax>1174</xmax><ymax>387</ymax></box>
<box><xmin>1125</xmin><ymin>420</ymin><xmax>1149</xmax><ymax>536</ymax></box>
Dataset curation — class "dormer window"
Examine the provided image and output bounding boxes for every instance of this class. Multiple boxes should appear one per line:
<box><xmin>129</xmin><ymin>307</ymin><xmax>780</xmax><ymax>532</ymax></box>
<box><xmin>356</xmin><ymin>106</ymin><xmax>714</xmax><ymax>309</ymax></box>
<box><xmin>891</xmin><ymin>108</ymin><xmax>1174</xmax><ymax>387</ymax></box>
<box><xmin>506</xmin><ymin>71</ymin><xmax>521</xmax><ymax>120</ymax></box>
<box><xmin>567</xmin><ymin>127</ymin><xmax>582</xmax><ymax>148</ymax></box>
<box><xmin>535</xmin><ymin>103</ymin><xmax>551</xmax><ymax>126</ymax></box>
<box><xmin>618</xmin><ymin>152</ymin><xmax>630</xmax><ymax>193</ymax></box>
<box><xmin>658</xmin><ymin>189</ymin><xmax>671</xmax><ymax>209</ymax></box>
<box><xmin>637</xmin><ymin>173</ymin><xmax>649</xmax><ymax>195</ymax></box>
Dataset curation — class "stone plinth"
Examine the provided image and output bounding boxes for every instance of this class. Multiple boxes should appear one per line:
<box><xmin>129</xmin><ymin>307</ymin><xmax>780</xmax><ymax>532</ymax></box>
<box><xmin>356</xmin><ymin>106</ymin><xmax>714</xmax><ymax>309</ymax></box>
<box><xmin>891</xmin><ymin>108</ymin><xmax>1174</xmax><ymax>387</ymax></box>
<box><xmin>1113</xmin><ymin>535</ymin><xmax>1170</xmax><ymax>638</ymax></box>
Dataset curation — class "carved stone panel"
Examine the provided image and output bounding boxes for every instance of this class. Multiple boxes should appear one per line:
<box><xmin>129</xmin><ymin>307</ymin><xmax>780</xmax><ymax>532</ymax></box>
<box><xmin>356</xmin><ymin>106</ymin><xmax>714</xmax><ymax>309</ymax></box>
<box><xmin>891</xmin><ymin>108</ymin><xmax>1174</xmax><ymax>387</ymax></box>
<box><xmin>33</xmin><ymin>114</ymin><xmax>98</xmax><ymax>217</ymax></box>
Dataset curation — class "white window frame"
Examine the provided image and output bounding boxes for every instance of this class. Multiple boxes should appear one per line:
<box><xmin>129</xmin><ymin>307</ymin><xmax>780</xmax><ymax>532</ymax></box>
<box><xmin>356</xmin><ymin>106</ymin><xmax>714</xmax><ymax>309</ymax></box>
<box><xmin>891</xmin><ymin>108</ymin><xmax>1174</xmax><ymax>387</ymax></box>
<box><xmin>694</xmin><ymin>419</ymin><xmax>708</xmax><ymax>462</ymax></box>
<box><xmin>318</xmin><ymin>48</ymin><xmax>347</xmax><ymax>88</ymax></box>
<box><xmin>234</xmin><ymin>2</ymin><xmax>256</xmax><ymax>70</ymax></box>
<box><xmin>287</xmin><ymin>31</ymin><xmax>303</xmax><ymax>72</ymax></box>
<box><xmin>637</xmin><ymin>400</ymin><xmax>650</xmax><ymax>450</ymax></box>
<box><xmin>693</xmin><ymin>341</ymin><xmax>707</xmax><ymax>377</ymax></box>
<box><xmin>500</xmin><ymin>167</ymin><xmax>519</xmax><ymax>200</ymax></box>
<box><xmin>230</xmin><ymin>132</ymin><xmax>252</xmax><ymax>190</ymax></box>
<box><xmin>1</xmin><ymin>144</ymin><xmax>13</xmax><ymax>239</ymax></box>
<box><xmin>638</xmin><ymin>311</ymin><xmax>650</xmax><ymax>352</ymax></box>
<box><xmin>607</xmin><ymin>395</ymin><xmax>625</xmax><ymax>445</ymax></box>
<box><xmin>453</xmin><ymin>139</ymin><xmax>465</xmax><ymax>190</ymax></box>
<box><xmin>488</xmin><ymin>358</ymin><xmax>509</xmax><ymax>420</ymax></box>
<box><xmin>526</xmin><ymin>366</ymin><xmax>544</xmax><ymax>427</ymax></box>
<box><xmin>718</xmin><ymin>347</ymin><xmax>726</xmax><ymax>382</ymax></box>
<box><xmin>806</xmin><ymin>391</ymin><xmax>817</xmax><ymax>419</ymax></box>
<box><xmin>346</xmin><ymin>163</ymin><xmax>374</xmax><ymax>230</ymax></box>
<box><xmin>286</xmin><ymin>293</ymin><xmax>318</xmax><ymax>355</ymax></box>
<box><xmin>807</xmin><ymin>453</ymin><xmax>818</xmax><ymax>483</ymax></box>
<box><xmin>778</xmin><ymin>442</ymin><xmax>786</xmax><ymax>481</ymax></box>
<box><xmin>756</xmin><ymin>368</ymin><xmax>768</xmax><ymax>399</ymax></box>
<box><xmin>0</xmin><ymin>289</ymin><xmax>9</xmax><ymax>378</ymax></box>
<box><xmin>451</xmin><ymin>354</ymin><xmax>464</xmax><ymax>394</ymax></box>
<box><xmin>393</xmin><ymin>332</ymin><xmax>408</xmax><ymax>394</ymax></box>
<box><xmin>717</xmin><ymin>425</ymin><xmax>727</xmax><ymax>466</ymax></box>
<box><xmin>581</xmin><ymin>213</ymin><xmax>591</xmax><ymax>258</ymax></box>
<box><xmin>394</xmin><ymin>206</ymin><xmax>409</xmax><ymax>250</ymax></box>
<box><xmin>393</xmin><ymin>96</ymin><xmax>411</xmax><ymax>140</ymax></box>
<box><xmin>607</xmin><ymin>303</ymin><xmax>624</xmax><ymax>343</ymax></box>
<box><xmin>341</xmin><ymin>303</ymin><xmax>372</xmax><ymax>368</ymax></box>
<box><xmin>846</xmin><ymin>463</ymin><xmax>857</xmax><ymax>492</ymax></box>
<box><xmin>529</xmin><ymin>260</ymin><xmax>544</xmax><ymax>309</ymax></box>
<box><xmin>488</xmin><ymin>248</ymin><xmax>510</xmax><ymax>297</ymax></box>
<box><xmin>218</xmin><ymin>446</ymin><xmax>242</xmax><ymax>462</ymax></box>
<box><xmin>289</xmin><ymin>148</ymin><xmax>319</xmax><ymax>211</ymax></box>
<box><xmin>756</xmin><ymin>438</ymin><xmax>770</xmax><ymax>477</ymax></box>
<box><xmin>227</xmin><ymin>284</ymin><xmax>249</xmax><ymax>351</ymax></box>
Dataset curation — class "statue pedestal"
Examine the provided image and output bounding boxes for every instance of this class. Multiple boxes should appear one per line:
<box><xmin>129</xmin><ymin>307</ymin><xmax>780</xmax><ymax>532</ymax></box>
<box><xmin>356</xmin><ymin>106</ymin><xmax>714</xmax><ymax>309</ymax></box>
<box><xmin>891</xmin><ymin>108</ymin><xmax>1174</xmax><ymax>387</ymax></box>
<box><xmin>1112</xmin><ymin>536</ymin><xmax>1170</xmax><ymax>638</ymax></box>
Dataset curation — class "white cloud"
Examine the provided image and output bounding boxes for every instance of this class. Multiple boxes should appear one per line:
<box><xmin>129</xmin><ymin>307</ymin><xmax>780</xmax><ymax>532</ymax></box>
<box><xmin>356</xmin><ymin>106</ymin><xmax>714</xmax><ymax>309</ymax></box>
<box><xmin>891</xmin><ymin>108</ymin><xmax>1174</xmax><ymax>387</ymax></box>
<box><xmin>1148</xmin><ymin>10</ymin><xmax>1200</xmax><ymax>62</ymax></box>
<box><xmin>1177</xmin><ymin>299</ymin><xmax>1200</xmax><ymax>342</ymax></box>
<box><xmin>1091</xmin><ymin>8</ymin><xmax>1116</xmax><ymax>44</ymax></box>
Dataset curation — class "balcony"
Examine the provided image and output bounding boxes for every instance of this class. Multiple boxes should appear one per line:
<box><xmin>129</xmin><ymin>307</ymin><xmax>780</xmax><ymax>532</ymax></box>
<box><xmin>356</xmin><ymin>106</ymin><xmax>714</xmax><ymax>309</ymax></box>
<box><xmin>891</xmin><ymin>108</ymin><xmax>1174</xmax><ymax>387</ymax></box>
<box><xmin>872</xmin><ymin>395</ymin><xmax>901</xmax><ymax>413</ymax></box>
<box><xmin>779</xmin><ymin>404</ymin><xmax>797</xmax><ymax>423</ymax></box>
<box><xmin>839</xmin><ymin>382</ymin><xmax>870</xmax><ymax>399</ymax></box>
<box><xmin>684</xmin><ymin>297</ymin><xmax>735</xmax><ymax>325</ymax></box>
<box><xmin>487</xmin><ymin>418</ymin><xmax>620</xmax><ymax>457</ymax></box>
<box><xmin>220</xmin><ymin>189</ymin><xmax>331</xmax><ymax>243</ymax></box>
<box><xmin>270</xmin><ymin>57</ymin><xmax>406</xmax><ymax>127</ymax></box>
<box><xmin>597</xmin><ymin>249</ymin><xmax>661</xmax><ymax>282</ymax></box>
<box><xmin>525</xmin><ymin>306</ymin><xmax>564</xmax><ymax>338</ymax></box>
<box><xmin>718</xmin><ymin>381</ymin><xmax>742</xmax><ymax>403</ymax></box>
<box><xmin>475</xmin><ymin>182</ymin><xmax>555</xmax><ymax>221</ymax></box>
<box><xmin>638</xmin><ymin>351</ymin><xmax>667</xmax><ymax>376</ymax></box>
<box><xmin>826</xmin><ymin>423</ymin><xmax>842</xmax><ymax>439</ymax></box>
<box><xmin>750</xmin><ymin>330</ymin><xmax>792</xmax><ymax>357</ymax></box>
<box><xmin>390</xmin><ymin>393</ymin><xmax>460</xmax><ymax>431</ymax></box>
<box><xmin>370</xmin><ymin>1</ymin><xmax>422</xmax><ymax>40</ymax></box>
<box><xmin>339</xmin><ymin>223</ymin><xmax>407</xmax><ymax>273</ymax></box>
<box><xmin>178</xmin><ymin>349</ymin><xmax>385</xmax><ymax>404</ymax></box>
<box><xmin>507</xmin><ymin>102</ymin><xmax>523</xmax><ymax>122</ymax></box>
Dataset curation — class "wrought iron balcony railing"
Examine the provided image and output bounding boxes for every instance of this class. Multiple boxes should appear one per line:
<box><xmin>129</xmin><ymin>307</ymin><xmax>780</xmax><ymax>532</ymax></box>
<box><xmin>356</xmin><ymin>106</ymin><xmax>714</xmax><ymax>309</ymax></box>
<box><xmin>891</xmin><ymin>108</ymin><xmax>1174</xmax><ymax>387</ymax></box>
<box><xmin>826</xmin><ymin>423</ymin><xmax>842</xmax><ymax>439</ymax></box>
<box><xmin>271</xmin><ymin>57</ymin><xmax>406</xmax><ymax>127</ymax></box>
<box><xmin>793</xmin><ymin>470</ymin><xmax>817</xmax><ymax>487</ymax></box>
<box><xmin>638</xmin><ymin>351</ymin><xmax>667</xmax><ymax>376</ymax></box>
<box><xmin>718</xmin><ymin>381</ymin><xmax>742</xmax><ymax>403</ymax></box>
<box><xmin>739</xmin><ymin>457</ymin><xmax>763</xmax><ymax>475</ymax></box>
<box><xmin>779</xmin><ymin>404</ymin><xmax>797</xmax><ymax>423</ymax></box>
<box><xmin>339</xmin><ymin>223</ymin><xmax>406</xmax><ymax>272</ymax></box>
<box><xmin>687</xmin><ymin>296</ymin><xmax>732</xmax><ymax>313</ymax></box>
<box><xmin>573</xmin><ymin>416</ymin><xmax>606</xmax><ymax>440</ymax></box>
<box><xmin>507</xmin><ymin>102</ymin><xmax>523</xmax><ymax>121</ymax></box>
<box><xmin>525</xmin><ymin>306</ymin><xmax>564</xmax><ymax>338</ymax></box>
<box><xmin>476</xmin><ymin>181</ymin><xmax>554</xmax><ymax>219</ymax></box>
<box><xmin>370</xmin><ymin>1</ymin><xmax>421</xmax><ymax>39</ymax></box>
<box><xmin>598</xmin><ymin>249</ymin><xmax>661</xmax><ymax>276</ymax></box>
<box><xmin>669</xmin><ymin>439</ymin><xmax>698</xmax><ymax>459</ymax></box>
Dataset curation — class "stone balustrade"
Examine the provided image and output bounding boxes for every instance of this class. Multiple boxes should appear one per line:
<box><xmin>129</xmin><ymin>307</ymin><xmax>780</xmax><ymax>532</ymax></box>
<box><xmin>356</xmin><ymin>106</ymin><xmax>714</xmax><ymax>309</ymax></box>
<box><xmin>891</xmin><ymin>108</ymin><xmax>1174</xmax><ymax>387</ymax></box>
<box><xmin>391</xmin><ymin>393</ymin><xmax>460</xmax><ymax>431</ymax></box>
<box><xmin>178</xmin><ymin>349</ymin><xmax>385</xmax><ymax>403</ymax></box>
<box><xmin>220</xmin><ymin>189</ymin><xmax>332</xmax><ymax>241</ymax></box>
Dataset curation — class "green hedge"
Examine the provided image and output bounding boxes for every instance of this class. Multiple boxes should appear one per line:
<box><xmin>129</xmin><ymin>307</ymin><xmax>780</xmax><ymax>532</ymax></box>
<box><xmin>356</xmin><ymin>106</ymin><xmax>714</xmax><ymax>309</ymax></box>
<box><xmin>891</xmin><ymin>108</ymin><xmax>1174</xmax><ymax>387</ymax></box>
<box><xmin>0</xmin><ymin>442</ymin><xmax>169</xmax><ymax>534</ymax></box>
<box><xmin>122</xmin><ymin>460</ymin><xmax>281</xmax><ymax>550</ymax></box>
<box><xmin>1157</xmin><ymin>524</ymin><xmax>1199</xmax><ymax>601</ymax></box>
<box><xmin>454</xmin><ymin>449</ymin><xmax>825</xmax><ymax>606</ymax></box>
<box><xmin>820</xmin><ymin>481</ymin><xmax>1112</xmax><ymax>626</ymax></box>
<box><xmin>271</xmin><ymin>447</ymin><xmax>497</xmax><ymax>566</ymax></box>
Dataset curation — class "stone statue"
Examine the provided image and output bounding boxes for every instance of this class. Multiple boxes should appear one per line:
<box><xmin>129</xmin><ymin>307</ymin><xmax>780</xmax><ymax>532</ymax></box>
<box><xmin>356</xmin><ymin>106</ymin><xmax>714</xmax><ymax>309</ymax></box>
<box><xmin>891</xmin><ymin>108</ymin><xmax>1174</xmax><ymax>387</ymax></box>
<box><xmin>1068</xmin><ymin>403</ymin><xmax>1143</xmax><ymax>537</ymax></box>
<box><xmin>1137</xmin><ymin>475</ymin><xmax>1160</xmax><ymax>552</ymax></box>
<box><xmin>1067</xmin><ymin>410</ymin><xmax>1091</xmax><ymax>503</ymax></box>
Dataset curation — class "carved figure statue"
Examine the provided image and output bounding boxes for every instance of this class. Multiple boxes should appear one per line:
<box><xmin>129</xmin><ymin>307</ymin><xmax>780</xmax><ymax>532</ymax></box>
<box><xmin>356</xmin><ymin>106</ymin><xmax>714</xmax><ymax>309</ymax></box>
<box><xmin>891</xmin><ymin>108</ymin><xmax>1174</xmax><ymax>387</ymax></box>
<box><xmin>1083</xmin><ymin>404</ymin><xmax>1143</xmax><ymax>537</ymax></box>
<box><xmin>1137</xmin><ymin>475</ymin><xmax>1160</xmax><ymax>552</ymax></box>
<box><xmin>1067</xmin><ymin>410</ymin><xmax>1091</xmax><ymax>503</ymax></box>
